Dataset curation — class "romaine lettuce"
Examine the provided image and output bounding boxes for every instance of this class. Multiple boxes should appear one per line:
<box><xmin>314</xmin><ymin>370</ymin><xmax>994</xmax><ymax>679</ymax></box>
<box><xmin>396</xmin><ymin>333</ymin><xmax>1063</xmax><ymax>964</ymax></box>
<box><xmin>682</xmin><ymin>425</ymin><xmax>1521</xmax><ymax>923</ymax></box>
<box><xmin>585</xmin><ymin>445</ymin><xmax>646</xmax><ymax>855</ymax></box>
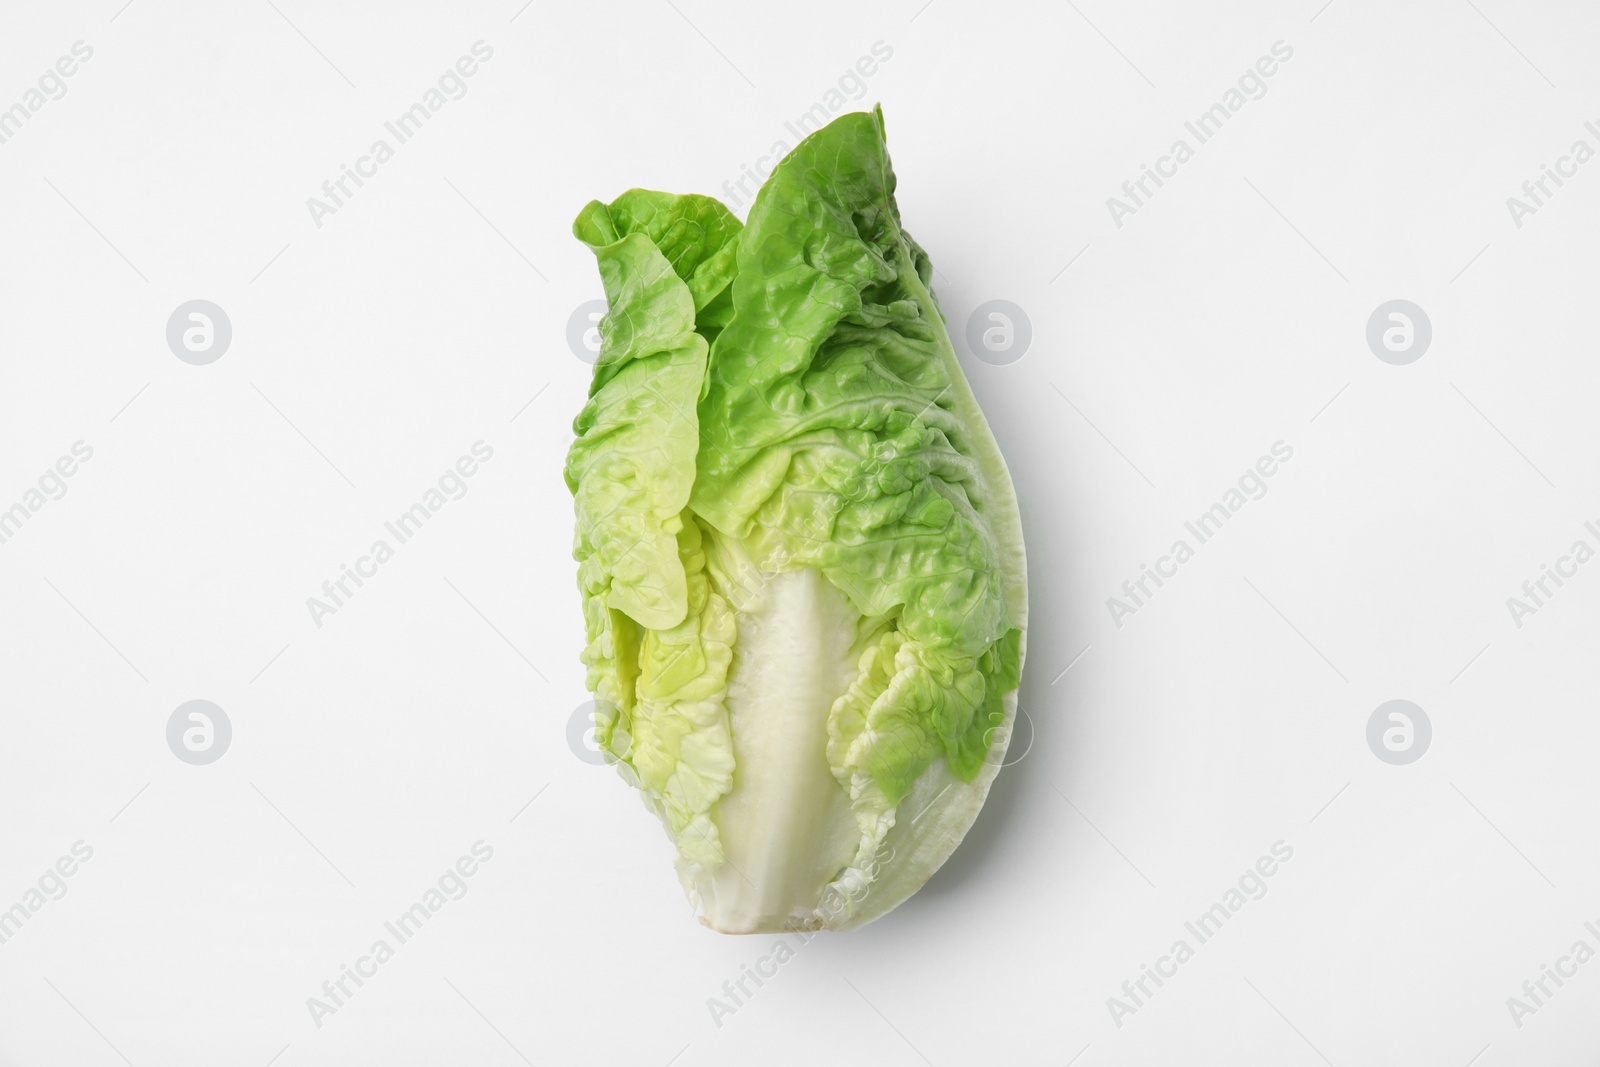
<box><xmin>566</xmin><ymin>107</ymin><xmax>1027</xmax><ymax>932</ymax></box>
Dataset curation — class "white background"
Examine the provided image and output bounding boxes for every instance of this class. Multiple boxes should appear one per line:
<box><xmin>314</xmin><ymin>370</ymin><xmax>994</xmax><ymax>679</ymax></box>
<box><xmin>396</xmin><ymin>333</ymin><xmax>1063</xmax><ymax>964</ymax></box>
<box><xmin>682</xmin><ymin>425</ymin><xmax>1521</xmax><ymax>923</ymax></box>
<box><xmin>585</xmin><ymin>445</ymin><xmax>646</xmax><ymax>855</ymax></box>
<box><xmin>1</xmin><ymin>0</ymin><xmax>1597</xmax><ymax>1064</ymax></box>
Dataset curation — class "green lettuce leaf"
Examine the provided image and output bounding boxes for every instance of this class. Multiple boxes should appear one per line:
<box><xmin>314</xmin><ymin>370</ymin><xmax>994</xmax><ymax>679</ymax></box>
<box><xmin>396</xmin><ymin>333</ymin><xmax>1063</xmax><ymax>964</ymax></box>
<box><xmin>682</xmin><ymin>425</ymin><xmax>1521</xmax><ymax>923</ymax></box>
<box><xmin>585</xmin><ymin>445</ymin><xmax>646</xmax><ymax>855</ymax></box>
<box><xmin>565</xmin><ymin>191</ymin><xmax>744</xmax><ymax>886</ymax></box>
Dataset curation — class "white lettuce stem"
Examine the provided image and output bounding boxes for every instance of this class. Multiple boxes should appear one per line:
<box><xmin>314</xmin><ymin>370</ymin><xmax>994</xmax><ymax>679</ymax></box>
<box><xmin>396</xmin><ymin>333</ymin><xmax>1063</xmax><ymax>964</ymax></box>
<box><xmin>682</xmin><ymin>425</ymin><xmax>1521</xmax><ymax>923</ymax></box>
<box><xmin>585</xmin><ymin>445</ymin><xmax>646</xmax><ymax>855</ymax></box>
<box><xmin>697</xmin><ymin>569</ymin><xmax>861</xmax><ymax>933</ymax></box>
